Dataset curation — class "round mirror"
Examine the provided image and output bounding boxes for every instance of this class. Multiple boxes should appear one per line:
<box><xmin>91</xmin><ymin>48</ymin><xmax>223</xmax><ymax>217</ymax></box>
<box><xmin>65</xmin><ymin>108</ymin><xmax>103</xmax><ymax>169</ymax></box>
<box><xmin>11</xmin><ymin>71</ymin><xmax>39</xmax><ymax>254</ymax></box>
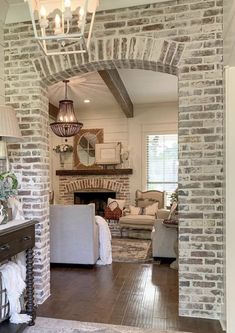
<box><xmin>78</xmin><ymin>133</ymin><xmax>97</xmax><ymax>166</ymax></box>
<box><xmin>74</xmin><ymin>128</ymin><xmax>104</xmax><ymax>169</ymax></box>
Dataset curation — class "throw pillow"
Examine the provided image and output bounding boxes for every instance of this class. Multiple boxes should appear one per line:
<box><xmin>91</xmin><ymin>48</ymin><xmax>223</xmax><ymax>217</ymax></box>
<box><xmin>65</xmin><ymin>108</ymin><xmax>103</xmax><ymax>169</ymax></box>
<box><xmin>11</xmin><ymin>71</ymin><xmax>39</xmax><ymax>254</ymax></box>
<box><xmin>107</xmin><ymin>198</ymin><xmax>125</xmax><ymax>211</ymax></box>
<box><xmin>143</xmin><ymin>202</ymin><xmax>159</xmax><ymax>216</ymax></box>
<box><xmin>129</xmin><ymin>205</ymin><xmax>142</xmax><ymax>215</ymax></box>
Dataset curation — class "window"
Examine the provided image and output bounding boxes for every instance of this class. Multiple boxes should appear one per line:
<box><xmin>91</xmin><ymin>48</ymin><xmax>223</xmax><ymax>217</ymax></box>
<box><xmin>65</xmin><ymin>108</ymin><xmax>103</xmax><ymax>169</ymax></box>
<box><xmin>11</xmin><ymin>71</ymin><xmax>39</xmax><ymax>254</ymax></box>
<box><xmin>146</xmin><ymin>134</ymin><xmax>178</xmax><ymax>206</ymax></box>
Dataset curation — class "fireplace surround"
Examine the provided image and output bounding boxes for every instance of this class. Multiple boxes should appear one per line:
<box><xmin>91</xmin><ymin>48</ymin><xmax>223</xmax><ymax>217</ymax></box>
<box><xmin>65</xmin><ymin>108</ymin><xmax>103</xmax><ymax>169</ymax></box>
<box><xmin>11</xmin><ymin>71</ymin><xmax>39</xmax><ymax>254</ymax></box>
<box><xmin>57</xmin><ymin>173</ymin><xmax>131</xmax><ymax>209</ymax></box>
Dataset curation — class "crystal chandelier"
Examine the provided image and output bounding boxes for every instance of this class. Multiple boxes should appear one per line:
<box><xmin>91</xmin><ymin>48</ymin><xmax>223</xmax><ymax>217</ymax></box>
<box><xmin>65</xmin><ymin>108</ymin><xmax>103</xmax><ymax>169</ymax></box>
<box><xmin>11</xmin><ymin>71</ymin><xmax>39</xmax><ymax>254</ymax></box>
<box><xmin>25</xmin><ymin>0</ymin><xmax>99</xmax><ymax>56</ymax></box>
<box><xmin>50</xmin><ymin>80</ymin><xmax>83</xmax><ymax>137</ymax></box>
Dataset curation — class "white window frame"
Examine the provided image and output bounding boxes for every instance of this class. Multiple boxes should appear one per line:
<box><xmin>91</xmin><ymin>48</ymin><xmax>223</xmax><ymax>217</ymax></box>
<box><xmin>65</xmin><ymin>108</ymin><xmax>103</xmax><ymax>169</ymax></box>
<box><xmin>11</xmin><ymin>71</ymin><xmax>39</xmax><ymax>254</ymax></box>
<box><xmin>142</xmin><ymin>128</ymin><xmax>178</xmax><ymax>203</ymax></box>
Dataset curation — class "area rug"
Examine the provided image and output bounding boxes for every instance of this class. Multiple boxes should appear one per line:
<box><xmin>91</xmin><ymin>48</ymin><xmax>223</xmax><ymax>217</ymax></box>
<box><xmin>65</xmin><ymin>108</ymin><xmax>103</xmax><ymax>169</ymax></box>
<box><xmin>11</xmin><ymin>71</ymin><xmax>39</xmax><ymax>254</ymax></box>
<box><xmin>24</xmin><ymin>317</ymin><xmax>190</xmax><ymax>333</ymax></box>
<box><xmin>112</xmin><ymin>238</ymin><xmax>152</xmax><ymax>263</ymax></box>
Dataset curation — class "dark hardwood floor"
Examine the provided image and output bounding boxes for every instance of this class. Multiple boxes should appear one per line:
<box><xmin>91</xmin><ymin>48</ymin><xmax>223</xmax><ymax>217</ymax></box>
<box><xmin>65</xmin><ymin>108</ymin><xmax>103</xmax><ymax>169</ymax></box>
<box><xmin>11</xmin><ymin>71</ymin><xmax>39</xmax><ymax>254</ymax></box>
<box><xmin>37</xmin><ymin>263</ymin><xmax>223</xmax><ymax>333</ymax></box>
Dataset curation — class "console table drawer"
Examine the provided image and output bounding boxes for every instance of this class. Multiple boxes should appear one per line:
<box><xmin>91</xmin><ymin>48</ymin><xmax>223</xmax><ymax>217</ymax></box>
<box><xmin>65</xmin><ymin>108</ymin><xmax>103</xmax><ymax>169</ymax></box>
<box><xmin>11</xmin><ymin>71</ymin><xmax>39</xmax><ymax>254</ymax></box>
<box><xmin>0</xmin><ymin>225</ymin><xmax>35</xmax><ymax>262</ymax></box>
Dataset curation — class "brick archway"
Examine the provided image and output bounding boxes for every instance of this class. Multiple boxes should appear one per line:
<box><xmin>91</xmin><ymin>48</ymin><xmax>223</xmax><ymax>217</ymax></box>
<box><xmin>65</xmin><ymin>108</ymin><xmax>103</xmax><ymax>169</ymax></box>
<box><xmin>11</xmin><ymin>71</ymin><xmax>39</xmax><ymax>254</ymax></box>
<box><xmin>66</xmin><ymin>179</ymin><xmax>123</xmax><ymax>193</ymax></box>
<box><xmin>33</xmin><ymin>36</ymin><xmax>185</xmax><ymax>84</ymax></box>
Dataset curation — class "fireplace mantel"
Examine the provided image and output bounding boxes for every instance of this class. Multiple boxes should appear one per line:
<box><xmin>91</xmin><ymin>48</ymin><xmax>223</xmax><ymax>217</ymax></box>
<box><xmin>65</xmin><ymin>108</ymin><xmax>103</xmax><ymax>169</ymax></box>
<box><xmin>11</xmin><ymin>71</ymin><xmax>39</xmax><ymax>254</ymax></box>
<box><xmin>56</xmin><ymin>169</ymin><xmax>133</xmax><ymax>176</ymax></box>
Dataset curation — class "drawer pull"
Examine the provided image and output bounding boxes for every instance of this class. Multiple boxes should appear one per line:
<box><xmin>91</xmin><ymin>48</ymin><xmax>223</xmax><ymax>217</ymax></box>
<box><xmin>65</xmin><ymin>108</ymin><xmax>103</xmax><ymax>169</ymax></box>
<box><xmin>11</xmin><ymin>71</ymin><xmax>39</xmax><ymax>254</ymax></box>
<box><xmin>0</xmin><ymin>244</ymin><xmax>10</xmax><ymax>252</ymax></box>
<box><xmin>23</xmin><ymin>236</ymin><xmax>32</xmax><ymax>241</ymax></box>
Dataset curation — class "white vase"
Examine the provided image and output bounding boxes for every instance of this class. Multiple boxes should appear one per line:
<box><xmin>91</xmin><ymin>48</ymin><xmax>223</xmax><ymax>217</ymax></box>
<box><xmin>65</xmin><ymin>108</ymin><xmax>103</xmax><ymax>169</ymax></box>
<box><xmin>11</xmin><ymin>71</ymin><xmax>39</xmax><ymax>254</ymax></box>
<box><xmin>59</xmin><ymin>153</ymin><xmax>65</xmax><ymax>168</ymax></box>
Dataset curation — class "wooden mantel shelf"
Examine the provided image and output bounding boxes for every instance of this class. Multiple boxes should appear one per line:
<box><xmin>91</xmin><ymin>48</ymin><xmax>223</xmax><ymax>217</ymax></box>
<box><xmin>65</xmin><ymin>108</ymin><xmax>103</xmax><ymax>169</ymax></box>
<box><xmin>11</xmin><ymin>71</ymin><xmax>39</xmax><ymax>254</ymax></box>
<box><xmin>56</xmin><ymin>169</ymin><xmax>133</xmax><ymax>176</ymax></box>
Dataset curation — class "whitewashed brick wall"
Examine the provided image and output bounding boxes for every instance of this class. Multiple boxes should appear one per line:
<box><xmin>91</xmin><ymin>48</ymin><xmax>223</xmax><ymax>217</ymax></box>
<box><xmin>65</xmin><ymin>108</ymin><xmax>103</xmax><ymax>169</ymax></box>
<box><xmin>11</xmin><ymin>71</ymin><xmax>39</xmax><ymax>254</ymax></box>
<box><xmin>4</xmin><ymin>0</ymin><xmax>224</xmax><ymax>318</ymax></box>
<box><xmin>0</xmin><ymin>20</ymin><xmax>4</xmax><ymax>104</ymax></box>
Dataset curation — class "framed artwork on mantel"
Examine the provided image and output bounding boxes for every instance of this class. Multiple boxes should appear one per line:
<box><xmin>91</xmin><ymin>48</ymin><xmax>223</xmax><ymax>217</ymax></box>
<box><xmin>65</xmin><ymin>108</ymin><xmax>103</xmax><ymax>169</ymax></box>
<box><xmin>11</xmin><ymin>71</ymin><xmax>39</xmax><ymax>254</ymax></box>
<box><xmin>95</xmin><ymin>142</ymin><xmax>121</xmax><ymax>166</ymax></box>
<box><xmin>74</xmin><ymin>128</ymin><xmax>103</xmax><ymax>169</ymax></box>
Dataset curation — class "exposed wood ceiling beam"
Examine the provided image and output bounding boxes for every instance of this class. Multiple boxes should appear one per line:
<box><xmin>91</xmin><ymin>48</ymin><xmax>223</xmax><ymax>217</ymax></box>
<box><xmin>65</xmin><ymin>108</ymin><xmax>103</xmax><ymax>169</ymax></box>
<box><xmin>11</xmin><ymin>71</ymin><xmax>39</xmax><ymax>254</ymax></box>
<box><xmin>49</xmin><ymin>103</ymin><xmax>58</xmax><ymax>120</ymax></box>
<box><xmin>98</xmin><ymin>69</ymin><xmax>133</xmax><ymax>118</ymax></box>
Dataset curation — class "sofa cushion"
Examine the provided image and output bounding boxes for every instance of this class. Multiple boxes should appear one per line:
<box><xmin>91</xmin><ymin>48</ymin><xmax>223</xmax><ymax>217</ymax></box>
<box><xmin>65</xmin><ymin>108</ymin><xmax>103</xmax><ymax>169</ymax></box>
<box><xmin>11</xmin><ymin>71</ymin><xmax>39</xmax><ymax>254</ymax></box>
<box><xmin>119</xmin><ymin>214</ymin><xmax>156</xmax><ymax>226</ymax></box>
<box><xmin>143</xmin><ymin>202</ymin><xmax>158</xmax><ymax>216</ymax></box>
<box><xmin>129</xmin><ymin>205</ymin><xmax>142</xmax><ymax>215</ymax></box>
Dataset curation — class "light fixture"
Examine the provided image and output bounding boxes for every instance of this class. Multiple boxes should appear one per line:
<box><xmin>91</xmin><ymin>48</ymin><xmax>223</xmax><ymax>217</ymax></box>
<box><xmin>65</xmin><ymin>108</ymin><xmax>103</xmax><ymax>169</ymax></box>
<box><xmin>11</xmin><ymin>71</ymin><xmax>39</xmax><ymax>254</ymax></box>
<box><xmin>25</xmin><ymin>0</ymin><xmax>100</xmax><ymax>56</ymax></box>
<box><xmin>0</xmin><ymin>105</ymin><xmax>22</xmax><ymax>171</ymax></box>
<box><xmin>50</xmin><ymin>80</ymin><xmax>83</xmax><ymax>137</ymax></box>
<box><xmin>84</xmin><ymin>99</ymin><xmax>90</xmax><ymax>103</ymax></box>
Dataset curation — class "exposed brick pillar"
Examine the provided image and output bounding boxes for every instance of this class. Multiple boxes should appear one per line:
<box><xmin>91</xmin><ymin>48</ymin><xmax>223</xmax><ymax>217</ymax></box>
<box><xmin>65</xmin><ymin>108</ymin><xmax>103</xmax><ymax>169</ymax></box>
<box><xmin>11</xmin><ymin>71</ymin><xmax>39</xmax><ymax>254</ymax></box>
<box><xmin>4</xmin><ymin>20</ymin><xmax>50</xmax><ymax>303</ymax></box>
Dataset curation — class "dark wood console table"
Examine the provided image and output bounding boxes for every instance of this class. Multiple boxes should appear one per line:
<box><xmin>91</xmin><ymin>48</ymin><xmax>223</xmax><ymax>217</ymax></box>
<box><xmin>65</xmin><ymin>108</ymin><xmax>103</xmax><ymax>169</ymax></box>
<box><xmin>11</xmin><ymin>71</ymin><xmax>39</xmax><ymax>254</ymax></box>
<box><xmin>0</xmin><ymin>219</ymin><xmax>37</xmax><ymax>333</ymax></box>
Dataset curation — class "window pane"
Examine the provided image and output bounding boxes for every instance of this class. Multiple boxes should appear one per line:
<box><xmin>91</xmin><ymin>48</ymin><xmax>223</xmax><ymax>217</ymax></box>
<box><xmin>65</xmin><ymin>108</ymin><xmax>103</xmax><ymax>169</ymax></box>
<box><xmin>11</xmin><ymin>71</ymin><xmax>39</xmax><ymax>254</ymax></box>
<box><xmin>146</xmin><ymin>134</ymin><xmax>178</xmax><ymax>206</ymax></box>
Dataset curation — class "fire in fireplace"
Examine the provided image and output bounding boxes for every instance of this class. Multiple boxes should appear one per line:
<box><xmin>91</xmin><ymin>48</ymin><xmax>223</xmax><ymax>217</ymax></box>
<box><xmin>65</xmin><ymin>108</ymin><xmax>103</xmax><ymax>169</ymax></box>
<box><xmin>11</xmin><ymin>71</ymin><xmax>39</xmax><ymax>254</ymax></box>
<box><xmin>74</xmin><ymin>191</ymin><xmax>116</xmax><ymax>216</ymax></box>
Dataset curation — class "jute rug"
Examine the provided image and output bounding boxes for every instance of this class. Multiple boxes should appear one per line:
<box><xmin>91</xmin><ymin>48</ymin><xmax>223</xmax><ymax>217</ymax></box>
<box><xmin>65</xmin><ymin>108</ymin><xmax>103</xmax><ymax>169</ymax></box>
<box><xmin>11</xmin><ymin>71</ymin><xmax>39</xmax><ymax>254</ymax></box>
<box><xmin>112</xmin><ymin>238</ymin><xmax>152</xmax><ymax>263</ymax></box>
<box><xmin>24</xmin><ymin>317</ymin><xmax>190</xmax><ymax>333</ymax></box>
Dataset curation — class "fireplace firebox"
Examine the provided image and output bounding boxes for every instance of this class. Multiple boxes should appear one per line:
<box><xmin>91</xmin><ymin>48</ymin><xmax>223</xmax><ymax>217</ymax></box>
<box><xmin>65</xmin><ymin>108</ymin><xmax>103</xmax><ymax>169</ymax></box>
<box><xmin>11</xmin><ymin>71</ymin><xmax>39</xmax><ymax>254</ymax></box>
<box><xmin>74</xmin><ymin>191</ymin><xmax>116</xmax><ymax>216</ymax></box>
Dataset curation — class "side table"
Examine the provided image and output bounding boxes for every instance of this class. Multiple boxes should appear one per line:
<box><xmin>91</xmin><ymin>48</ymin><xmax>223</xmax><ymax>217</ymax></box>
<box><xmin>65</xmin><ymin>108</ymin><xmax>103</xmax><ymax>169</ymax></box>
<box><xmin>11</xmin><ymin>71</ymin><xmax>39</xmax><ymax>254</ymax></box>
<box><xmin>162</xmin><ymin>220</ymin><xmax>178</xmax><ymax>270</ymax></box>
<box><xmin>0</xmin><ymin>219</ymin><xmax>37</xmax><ymax>332</ymax></box>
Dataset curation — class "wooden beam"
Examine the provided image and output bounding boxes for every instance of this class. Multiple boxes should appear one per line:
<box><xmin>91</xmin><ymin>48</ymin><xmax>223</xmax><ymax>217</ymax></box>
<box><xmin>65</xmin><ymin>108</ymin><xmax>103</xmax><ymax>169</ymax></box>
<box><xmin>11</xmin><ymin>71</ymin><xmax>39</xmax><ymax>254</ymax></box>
<box><xmin>98</xmin><ymin>69</ymin><xmax>133</xmax><ymax>118</ymax></box>
<box><xmin>49</xmin><ymin>103</ymin><xmax>58</xmax><ymax>120</ymax></box>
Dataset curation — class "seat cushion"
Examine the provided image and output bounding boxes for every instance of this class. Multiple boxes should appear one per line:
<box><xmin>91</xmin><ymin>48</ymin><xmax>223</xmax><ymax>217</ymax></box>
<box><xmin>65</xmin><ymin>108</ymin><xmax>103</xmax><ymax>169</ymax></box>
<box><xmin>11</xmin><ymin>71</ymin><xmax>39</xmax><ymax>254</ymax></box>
<box><xmin>119</xmin><ymin>214</ymin><xmax>156</xmax><ymax>226</ymax></box>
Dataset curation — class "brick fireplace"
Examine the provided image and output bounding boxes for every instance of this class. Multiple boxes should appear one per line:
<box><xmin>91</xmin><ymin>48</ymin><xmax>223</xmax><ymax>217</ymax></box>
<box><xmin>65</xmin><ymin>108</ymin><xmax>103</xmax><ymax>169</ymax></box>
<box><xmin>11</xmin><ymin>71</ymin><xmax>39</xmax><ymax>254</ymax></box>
<box><xmin>57</xmin><ymin>171</ymin><xmax>132</xmax><ymax>208</ymax></box>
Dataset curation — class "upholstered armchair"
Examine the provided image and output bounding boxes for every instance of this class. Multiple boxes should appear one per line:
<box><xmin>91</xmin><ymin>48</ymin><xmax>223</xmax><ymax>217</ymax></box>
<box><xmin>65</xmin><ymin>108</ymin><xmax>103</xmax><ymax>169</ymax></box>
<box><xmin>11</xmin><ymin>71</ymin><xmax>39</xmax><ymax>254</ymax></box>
<box><xmin>119</xmin><ymin>190</ymin><xmax>166</xmax><ymax>236</ymax></box>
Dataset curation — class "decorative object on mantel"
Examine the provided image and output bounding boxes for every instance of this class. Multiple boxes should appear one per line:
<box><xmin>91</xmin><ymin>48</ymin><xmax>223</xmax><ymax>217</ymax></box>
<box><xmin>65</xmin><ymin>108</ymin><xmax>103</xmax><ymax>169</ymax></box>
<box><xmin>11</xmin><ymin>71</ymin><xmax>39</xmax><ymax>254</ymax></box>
<box><xmin>53</xmin><ymin>142</ymin><xmax>73</xmax><ymax>168</ymax></box>
<box><xmin>0</xmin><ymin>172</ymin><xmax>18</xmax><ymax>224</ymax></box>
<box><xmin>25</xmin><ymin>0</ymin><xmax>100</xmax><ymax>56</ymax></box>
<box><xmin>74</xmin><ymin>128</ymin><xmax>103</xmax><ymax>169</ymax></box>
<box><xmin>95</xmin><ymin>142</ymin><xmax>121</xmax><ymax>168</ymax></box>
<box><xmin>121</xmin><ymin>146</ymin><xmax>130</xmax><ymax>169</ymax></box>
<box><xmin>0</xmin><ymin>105</ymin><xmax>22</xmax><ymax>172</ymax></box>
<box><xmin>50</xmin><ymin>80</ymin><xmax>83</xmax><ymax>137</ymax></box>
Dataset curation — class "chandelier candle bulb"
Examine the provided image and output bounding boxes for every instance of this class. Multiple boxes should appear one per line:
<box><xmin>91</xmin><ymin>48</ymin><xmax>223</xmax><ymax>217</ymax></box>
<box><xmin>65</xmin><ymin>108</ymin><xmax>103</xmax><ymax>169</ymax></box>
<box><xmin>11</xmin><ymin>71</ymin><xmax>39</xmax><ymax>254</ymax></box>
<box><xmin>54</xmin><ymin>14</ymin><xmax>62</xmax><ymax>34</ymax></box>
<box><xmin>39</xmin><ymin>5</ymin><xmax>48</xmax><ymax>29</ymax></box>
<box><xmin>64</xmin><ymin>0</ymin><xmax>72</xmax><ymax>20</ymax></box>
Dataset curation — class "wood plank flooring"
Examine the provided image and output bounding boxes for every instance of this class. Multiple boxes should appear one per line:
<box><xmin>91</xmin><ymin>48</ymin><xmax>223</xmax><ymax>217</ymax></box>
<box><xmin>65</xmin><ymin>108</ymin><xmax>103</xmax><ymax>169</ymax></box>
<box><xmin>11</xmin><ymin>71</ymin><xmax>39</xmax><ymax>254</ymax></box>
<box><xmin>37</xmin><ymin>263</ymin><xmax>223</xmax><ymax>333</ymax></box>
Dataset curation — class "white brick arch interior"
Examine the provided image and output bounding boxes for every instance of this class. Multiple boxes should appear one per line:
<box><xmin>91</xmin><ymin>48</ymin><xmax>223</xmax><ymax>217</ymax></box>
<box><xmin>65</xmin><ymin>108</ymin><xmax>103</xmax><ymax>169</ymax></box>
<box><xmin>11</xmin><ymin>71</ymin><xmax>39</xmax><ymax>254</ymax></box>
<box><xmin>4</xmin><ymin>1</ymin><xmax>224</xmax><ymax>318</ymax></box>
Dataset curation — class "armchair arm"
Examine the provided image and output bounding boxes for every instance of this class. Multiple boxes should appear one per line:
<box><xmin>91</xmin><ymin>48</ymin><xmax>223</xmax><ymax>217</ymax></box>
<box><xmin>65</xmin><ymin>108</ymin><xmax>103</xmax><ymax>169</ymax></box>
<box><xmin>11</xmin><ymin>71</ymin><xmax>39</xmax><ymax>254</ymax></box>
<box><xmin>157</xmin><ymin>209</ymin><xmax>170</xmax><ymax>219</ymax></box>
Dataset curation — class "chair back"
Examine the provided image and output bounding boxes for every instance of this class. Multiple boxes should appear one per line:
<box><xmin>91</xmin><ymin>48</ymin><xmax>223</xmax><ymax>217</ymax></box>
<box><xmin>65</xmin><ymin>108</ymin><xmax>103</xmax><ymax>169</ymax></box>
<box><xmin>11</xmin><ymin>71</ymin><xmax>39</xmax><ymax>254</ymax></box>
<box><xmin>135</xmin><ymin>190</ymin><xmax>165</xmax><ymax>209</ymax></box>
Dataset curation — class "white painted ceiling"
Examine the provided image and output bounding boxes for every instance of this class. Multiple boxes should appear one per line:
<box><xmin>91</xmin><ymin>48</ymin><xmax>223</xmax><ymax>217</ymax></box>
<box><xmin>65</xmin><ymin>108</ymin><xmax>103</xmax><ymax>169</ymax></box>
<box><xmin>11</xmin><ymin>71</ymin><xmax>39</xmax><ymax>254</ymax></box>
<box><xmin>48</xmin><ymin>70</ymin><xmax>178</xmax><ymax>112</ymax></box>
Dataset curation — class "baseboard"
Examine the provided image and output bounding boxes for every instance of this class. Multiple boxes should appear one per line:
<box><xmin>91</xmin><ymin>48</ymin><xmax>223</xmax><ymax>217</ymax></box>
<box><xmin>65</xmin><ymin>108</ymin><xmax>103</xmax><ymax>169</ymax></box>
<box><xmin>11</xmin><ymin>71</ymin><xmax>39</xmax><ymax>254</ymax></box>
<box><xmin>220</xmin><ymin>319</ymin><xmax>226</xmax><ymax>331</ymax></box>
<box><xmin>50</xmin><ymin>263</ymin><xmax>95</xmax><ymax>269</ymax></box>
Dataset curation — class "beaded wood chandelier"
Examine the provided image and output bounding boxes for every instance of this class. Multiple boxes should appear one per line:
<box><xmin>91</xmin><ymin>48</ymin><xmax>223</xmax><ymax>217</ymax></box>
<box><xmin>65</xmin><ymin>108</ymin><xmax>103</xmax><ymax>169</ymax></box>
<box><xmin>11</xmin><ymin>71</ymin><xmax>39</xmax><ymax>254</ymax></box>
<box><xmin>50</xmin><ymin>80</ymin><xmax>83</xmax><ymax>137</ymax></box>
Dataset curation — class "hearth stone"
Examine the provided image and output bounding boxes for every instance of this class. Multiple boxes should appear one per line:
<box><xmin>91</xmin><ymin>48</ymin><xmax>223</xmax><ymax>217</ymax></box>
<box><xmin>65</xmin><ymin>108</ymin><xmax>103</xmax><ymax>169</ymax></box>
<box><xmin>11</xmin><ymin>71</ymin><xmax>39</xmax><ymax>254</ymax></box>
<box><xmin>74</xmin><ymin>191</ymin><xmax>116</xmax><ymax>216</ymax></box>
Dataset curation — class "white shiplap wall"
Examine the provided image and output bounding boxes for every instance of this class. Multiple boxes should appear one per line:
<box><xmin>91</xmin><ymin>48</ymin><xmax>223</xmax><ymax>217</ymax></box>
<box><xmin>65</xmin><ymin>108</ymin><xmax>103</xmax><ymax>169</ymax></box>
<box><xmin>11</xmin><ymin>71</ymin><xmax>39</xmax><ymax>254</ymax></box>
<box><xmin>50</xmin><ymin>102</ymin><xmax>178</xmax><ymax>204</ymax></box>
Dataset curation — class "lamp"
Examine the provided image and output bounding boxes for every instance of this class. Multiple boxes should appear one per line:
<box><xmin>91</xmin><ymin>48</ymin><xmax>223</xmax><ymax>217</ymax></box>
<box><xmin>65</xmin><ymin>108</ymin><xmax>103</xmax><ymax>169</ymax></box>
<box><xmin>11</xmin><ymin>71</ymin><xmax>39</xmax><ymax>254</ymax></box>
<box><xmin>25</xmin><ymin>0</ymin><xmax>100</xmax><ymax>56</ymax></box>
<box><xmin>50</xmin><ymin>79</ymin><xmax>83</xmax><ymax>137</ymax></box>
<box><xmin>0</xmin><ymin>105</ymin><xmax>22</xmax><ymax>171</ymax></box>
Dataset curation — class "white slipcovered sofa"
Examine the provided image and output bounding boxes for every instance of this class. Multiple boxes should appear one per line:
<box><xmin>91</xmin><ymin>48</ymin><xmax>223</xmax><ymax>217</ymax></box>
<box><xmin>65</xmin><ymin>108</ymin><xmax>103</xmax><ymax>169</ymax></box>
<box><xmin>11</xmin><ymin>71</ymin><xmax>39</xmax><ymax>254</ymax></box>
<box><xmin>50</xmin><ymin>203</ymin><xmax>99</xmax><ymax>265</ymax></box>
